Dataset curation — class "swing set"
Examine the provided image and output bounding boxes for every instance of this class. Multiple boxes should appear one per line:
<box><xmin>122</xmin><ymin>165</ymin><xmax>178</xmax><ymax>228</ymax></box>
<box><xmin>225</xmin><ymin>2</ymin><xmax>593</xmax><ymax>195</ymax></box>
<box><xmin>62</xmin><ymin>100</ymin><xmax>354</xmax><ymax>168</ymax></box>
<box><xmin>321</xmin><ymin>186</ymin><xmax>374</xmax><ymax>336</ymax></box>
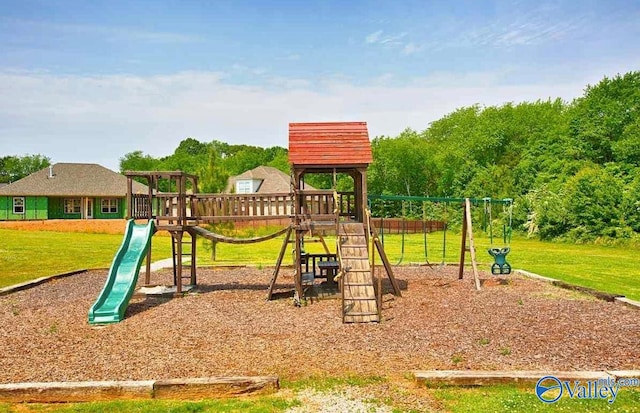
<box><xmin>368</xmin><ymin>194</ymin><xmax>514</xmax><ymax>276</ymax></box>
<box><xmin>483</xmin><ymin>197</ymin><xmax>514</xmax><ymax>275</ymax></box>
<box><xmin>372</xmin><ymin>198</ymin><xmax>448</xmax><ymax>266</ymax></box>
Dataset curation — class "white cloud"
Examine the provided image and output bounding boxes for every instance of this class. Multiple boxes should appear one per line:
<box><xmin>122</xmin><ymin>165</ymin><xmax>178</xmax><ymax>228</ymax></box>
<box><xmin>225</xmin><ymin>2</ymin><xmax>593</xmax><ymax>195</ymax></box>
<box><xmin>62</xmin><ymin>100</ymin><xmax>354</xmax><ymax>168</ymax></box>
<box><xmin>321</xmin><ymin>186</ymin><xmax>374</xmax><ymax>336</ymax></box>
<box><xmin>365</xmin><ymin>29</ymin><xmax>416</xmax><ymax>55</ymax></box>
<box><xmin>365</xmin><ymin>30</ymin><xmax>408</xmax><ymax>47</ymax></box>
<box><xmin>402</xmin><ymin>42</ymin><xmax>422</xmax><ymax>55</ymax></box>
<box><xmin>365</xmin><ymin>30</ymin><xmax>383</xmax><ymax>44</ymax></box>
<box><xmin>378</xmin><ymin>32</ymin><xmax>407</xmax><ymax>45</ymax></box>
<box><xmin>0</xmin><ymin>66</ymin><xmax>625</xmax><ymax>170</ymax></box>
<box><xmin>5</xmin><ymin>18</ymin><xmax>200</xmax><ymax>44</ymax></box>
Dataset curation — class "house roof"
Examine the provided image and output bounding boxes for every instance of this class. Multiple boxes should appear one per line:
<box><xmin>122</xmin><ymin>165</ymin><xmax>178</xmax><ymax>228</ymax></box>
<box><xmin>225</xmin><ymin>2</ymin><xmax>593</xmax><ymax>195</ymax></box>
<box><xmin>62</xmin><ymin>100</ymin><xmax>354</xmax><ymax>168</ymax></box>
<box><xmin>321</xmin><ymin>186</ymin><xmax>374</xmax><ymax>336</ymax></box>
<box><xmin>0</xmin><ymin>163</ymin><xmax>149</xmax><ymax>197</ymax></box>
<box><xmin>227</xmin><ymin>165</ymin><xmax>315</xmax><ymax>193</ymax></box>
<box><xmin>288</xmin><ymin>122</ymin><xmax>373</xmax><ymax>167</ymax></box>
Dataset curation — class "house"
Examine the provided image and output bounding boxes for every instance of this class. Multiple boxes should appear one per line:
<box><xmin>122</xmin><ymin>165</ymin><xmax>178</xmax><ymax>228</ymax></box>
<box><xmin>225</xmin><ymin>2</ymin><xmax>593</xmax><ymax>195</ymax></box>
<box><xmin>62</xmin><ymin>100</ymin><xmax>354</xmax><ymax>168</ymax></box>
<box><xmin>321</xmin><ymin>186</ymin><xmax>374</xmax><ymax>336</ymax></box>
<box><xmin>0</xmin><ymin>163</ymin><xmax>148</xmax><ymax>220</ymax></box>
<box><xmin>226</xmin><ymin>165</ymin><xmax>315</xmax><ymax>193</ymax></box>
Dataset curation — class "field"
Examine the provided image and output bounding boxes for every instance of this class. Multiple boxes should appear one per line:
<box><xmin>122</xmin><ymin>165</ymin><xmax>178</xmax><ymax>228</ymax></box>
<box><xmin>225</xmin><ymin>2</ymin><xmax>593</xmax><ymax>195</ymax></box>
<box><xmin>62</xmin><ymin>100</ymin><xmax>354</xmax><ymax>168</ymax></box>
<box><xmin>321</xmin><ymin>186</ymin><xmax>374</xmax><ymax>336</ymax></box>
<box><xmin>1</xmin><ymin>220</ymin><xmax>639</xmax><ymax>412</ymax></box>
<box><xmin>2</xmin><ymin>219</ymin><xmax>639</xmax><ymax>301</ymax></box>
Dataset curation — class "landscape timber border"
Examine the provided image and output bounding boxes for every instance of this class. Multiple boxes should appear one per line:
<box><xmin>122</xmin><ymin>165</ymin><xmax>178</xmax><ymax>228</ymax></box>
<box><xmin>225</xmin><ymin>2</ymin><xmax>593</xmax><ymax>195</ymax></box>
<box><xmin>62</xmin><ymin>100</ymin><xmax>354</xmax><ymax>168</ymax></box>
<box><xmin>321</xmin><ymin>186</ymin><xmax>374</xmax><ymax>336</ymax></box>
<box><xmin>0</xmin><ymin>376</ymin><xmax>279</xmax><ymax>403</ymax></box>
<box><xmin>413</xmin><ymin>370</ymin><xmax>640</xmax><ymax>387</ymax></box>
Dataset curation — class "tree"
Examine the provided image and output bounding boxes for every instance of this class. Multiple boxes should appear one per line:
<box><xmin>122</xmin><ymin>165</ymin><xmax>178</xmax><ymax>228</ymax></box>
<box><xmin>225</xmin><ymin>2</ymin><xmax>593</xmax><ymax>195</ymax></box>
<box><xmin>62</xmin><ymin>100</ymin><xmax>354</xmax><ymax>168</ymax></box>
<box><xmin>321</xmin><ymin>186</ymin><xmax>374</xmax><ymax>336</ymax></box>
<box><xmin>0</xmin><ymin>154</ymin><xmax>51</xmax><ymax>183</ymax></box>
<box><xmin>369</xmin><ymin>129</ymin><xmax>434</xmax><ymax>197</ymax></box>
<box><xmin>119</xmin><ymin>151</ymin><xmax>159</xmax><ymax>172</ymax></box>
<box><xmin>198</xmin><ymin>146</ymin><xmax>229</xmax><ymax>193</ymax></box>
<box><xmin>563</xmin><ymin>165</ymin><xmax>624</xmax><ymax>239</ymax></box>
<box><xmin>568</xmin><ymin>71</ymin><xmax>640</xmax><ymax>164</ymax></box>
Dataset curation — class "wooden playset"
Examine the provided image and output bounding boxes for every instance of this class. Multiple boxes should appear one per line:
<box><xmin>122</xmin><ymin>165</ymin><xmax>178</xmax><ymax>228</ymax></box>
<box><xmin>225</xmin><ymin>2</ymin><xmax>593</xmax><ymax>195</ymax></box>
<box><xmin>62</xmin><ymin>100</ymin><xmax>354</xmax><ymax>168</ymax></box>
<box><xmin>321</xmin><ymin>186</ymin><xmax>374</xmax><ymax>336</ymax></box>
<box><xmin>122</xmin><ymin>122</ymin><xmax>401</xmax><ymax>324</ymax></box>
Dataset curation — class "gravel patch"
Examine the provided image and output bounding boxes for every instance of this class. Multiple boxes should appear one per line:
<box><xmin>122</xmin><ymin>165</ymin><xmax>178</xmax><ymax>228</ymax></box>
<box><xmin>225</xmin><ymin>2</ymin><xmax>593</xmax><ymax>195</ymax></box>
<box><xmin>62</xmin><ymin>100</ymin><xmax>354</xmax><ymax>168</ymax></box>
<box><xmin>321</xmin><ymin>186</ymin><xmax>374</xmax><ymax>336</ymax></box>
<box><xmin>286</xmin><ymin>388</ymin><xmax>392</xmax><ymax>413</ymax></box>
<box><xmin>0</xmin><ymin>266</ymin><xmax>638</xmax><ymax>384</ymax></box>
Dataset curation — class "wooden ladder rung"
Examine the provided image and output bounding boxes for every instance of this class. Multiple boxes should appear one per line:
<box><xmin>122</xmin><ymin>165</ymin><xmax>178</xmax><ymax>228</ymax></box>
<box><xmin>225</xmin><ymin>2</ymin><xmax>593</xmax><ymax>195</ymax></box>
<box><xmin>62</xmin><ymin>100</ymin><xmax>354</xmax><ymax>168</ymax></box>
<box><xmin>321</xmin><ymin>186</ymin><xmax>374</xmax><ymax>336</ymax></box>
<box><xmin>343</xmin><ymin>282</ymin><xmax>374</xmax><ymax>287</ymax></box>
<box><xmin>340</xmin><ymin>244</ymin><xmax>368</xmax><ymax>248</ymax></box>
<box><xmin>343</xmin><ymin>312</ymin><xmax>379</xmax><ymax>317</ymax></box>
<box><xmin>344</xmin><ymin>270</ymin><xmax>371</xmax><ymax>274</ymax></box>
<box><xmin>344</xmin><ymin>297</ymin><xmax>378</xmax><ymax>301</ymax></box>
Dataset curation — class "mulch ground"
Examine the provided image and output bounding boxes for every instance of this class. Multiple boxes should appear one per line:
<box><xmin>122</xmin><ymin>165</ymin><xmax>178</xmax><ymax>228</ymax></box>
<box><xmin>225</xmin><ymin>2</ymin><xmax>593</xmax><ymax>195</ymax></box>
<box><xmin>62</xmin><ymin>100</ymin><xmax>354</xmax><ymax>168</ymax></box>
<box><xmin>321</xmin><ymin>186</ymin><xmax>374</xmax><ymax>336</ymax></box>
<box><xmin>0</xmin><ymin>266</ymin><xmax>638</xmax><ymax>384</ymax></box>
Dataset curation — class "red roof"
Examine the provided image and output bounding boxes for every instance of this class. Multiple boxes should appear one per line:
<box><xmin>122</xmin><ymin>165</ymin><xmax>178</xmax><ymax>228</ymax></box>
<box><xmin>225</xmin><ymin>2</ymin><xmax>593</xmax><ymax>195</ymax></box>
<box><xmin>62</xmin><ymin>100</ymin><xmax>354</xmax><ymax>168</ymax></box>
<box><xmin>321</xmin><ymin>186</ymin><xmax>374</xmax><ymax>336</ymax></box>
<box><xmin>288</xmin><ymin>122</ymin><xmax>373</xmax><ymax>166</ymax></box>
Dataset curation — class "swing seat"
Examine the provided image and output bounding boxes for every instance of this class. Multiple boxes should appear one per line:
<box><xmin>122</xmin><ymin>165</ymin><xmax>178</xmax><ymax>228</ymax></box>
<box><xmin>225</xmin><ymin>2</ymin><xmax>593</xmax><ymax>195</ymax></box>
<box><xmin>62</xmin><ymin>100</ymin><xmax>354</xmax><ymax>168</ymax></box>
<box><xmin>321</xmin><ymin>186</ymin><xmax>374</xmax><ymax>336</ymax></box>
<box><xmin>488</xmin><ymin>247</ymin><xmax>511</xmax><ymax>275</ymax></box>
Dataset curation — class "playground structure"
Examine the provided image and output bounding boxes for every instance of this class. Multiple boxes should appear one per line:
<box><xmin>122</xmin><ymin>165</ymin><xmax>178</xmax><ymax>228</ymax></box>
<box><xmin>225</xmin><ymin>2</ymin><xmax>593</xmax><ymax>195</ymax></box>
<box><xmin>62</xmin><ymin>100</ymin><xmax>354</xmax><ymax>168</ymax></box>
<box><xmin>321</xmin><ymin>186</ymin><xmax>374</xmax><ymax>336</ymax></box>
<box><xmin>89</xmin><ymin>121</ymin><xmax>514</xmax><ymax>325</ymax></box>
<box><xmin>89</xmin><ymin>122</ymin><xmax>401</xmax><ymax>324</ymax></box>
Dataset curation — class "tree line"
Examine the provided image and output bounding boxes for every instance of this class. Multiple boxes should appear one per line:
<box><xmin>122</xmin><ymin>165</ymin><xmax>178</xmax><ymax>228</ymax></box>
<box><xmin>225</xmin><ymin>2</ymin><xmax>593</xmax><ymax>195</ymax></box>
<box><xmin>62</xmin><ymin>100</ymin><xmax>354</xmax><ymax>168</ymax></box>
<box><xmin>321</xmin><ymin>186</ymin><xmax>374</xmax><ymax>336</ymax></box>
<box><xmin>368</xmin><ymin>71</ymin><xmax>640</xmax><ymax>242</ymax></box>
<box><xmin>3</xmin><ymin>71</ymin><xmax>638</xmax><ymax>242</ymax></box>
<box><xmin>119</xmin><ymin>139</ymin><xmax>289</xmax><ymax>193</ymax></box>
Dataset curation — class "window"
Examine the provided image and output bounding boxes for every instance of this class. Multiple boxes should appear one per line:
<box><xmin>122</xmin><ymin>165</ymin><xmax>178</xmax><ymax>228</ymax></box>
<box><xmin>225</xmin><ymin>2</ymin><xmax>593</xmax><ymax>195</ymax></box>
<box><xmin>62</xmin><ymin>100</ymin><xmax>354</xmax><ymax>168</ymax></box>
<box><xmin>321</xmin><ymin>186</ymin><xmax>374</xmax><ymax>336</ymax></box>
<box><xmin>236</xmin><ymin>180</ymin><xmax>252</xmax><ymax>194</ymax></box>
<box><xmin>64</xmin><ymin>199</ymin><xmax>81</xmax><ymax>214</ymax></box>
<box><xmin>101</xmin><ymin>198</ymin><xmax>118</xmax><ymax>214</ymax></box>
<box><xmin>12</xmin><ymin>197</ymin><xmax>24</xmax><ymax>214</ymax></box>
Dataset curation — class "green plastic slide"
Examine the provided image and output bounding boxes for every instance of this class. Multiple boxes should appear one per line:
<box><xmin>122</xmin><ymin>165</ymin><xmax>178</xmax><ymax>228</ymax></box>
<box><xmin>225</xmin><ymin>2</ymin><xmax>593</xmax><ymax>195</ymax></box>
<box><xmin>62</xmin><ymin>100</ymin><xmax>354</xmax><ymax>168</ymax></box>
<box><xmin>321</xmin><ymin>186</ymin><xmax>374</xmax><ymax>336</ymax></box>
<box><xmin>88</xmin><ymin>219</ymin><xmax>155</xmax><ymax>324</ymax></box>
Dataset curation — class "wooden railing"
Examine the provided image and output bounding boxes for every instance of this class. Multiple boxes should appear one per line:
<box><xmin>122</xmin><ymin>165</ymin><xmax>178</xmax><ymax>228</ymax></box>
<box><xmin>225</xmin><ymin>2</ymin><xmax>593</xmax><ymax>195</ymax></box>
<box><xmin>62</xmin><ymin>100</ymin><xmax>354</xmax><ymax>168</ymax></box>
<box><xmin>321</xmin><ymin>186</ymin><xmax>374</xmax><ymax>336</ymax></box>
<box><xmin>131</xmin><ymin>194</ymin><xmax>151</xmax><ymax>219</ymax></box>
<box><xmin>298</xmin><ymin>190</ymin><xmax>355</xmax><ymax>219</ymax></box>
<box><xmin>129</xmin><ymin>190</ymin><xmax>357</xmax><ymax>224</ymax></box>
<box><xmin>193</xmin><ymin>193</ymin><xmax>293</xmax><ymax>222</ymax></box>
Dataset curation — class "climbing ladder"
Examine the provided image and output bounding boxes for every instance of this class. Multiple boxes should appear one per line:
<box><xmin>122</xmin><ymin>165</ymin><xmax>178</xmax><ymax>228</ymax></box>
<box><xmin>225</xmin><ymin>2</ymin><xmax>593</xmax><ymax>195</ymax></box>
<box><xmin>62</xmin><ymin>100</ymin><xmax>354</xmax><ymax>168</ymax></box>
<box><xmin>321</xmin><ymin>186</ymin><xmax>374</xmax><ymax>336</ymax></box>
<box><xmin>170</xmin><ymin>230</ymin><xmax>196</xmax><ymax>289</ymax></box>
<box><xmin>338</xmin><ymin>222</ymin><xmax>379</xmax><ymax>323</ymax></box>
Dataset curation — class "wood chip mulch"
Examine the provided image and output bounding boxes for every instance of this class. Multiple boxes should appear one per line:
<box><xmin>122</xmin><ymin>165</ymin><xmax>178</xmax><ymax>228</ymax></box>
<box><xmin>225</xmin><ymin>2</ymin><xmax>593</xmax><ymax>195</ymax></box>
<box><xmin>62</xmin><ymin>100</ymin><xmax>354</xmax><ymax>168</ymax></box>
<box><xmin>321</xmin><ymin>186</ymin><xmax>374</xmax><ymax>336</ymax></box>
<box><xmin>0</xmin><ymin>266</ymin><xmax>638</xmax><ymax>384</ymax></box>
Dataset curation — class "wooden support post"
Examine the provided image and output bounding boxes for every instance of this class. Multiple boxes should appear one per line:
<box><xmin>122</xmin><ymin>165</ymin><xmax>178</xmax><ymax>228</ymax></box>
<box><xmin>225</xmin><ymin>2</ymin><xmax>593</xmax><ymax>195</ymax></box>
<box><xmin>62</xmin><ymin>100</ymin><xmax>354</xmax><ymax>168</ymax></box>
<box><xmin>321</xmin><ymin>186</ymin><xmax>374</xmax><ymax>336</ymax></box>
<box><xmin>369</xmin><ymin>217</ymin><xmax>401</xmax><ymax>297</ymax></box>
<box><xmin>372</xmin><ymin>230</ymin><xmax>381</xmax><ymax>319</ymax></box>
<box><xmin>266</xmin><ymin>226</ymin><xmax>292</xmax><ymax>300</ymax></box>
<box><xmin>147</xmin><ymin>175</ymin><xmax>153</xmax><ymax>220</ymax></box>
<box><xmin>458</xmin><ymin>203</ymin><xmax>467</xmax><ymax>280</ymax></box>
<box><xmin>318</xmin><ymin>235</ymin><xmax>330</xmax><ymax>255</ymax></box>
<box><xmin>126</xmin><ymin>177</ymin><xmax>133</xmax><ymax>219</ymax></box>
<box><xmin>145</xmin><ymin>242</ymin><xmax>152</xmax><ymax>286</ymax></box>
<box><xmin>190</xmin><ymin>232</ymin><xmax>197</xmax><ymax>286</ymax></box>
<box><xmin>171</xmin><ymin>233</ymin><xmax>177</xmax><ymax>286</ymax></box>
<box><xmin>175</xmin><ymin>231</ymin><xmax>183</xmax><ymax>294</ymax></box>
<box><xmin>465</xmin><ymin>198</ymin><xmax>481</xmax><ymax>291</ymax></box>
<box><xmin>459</xmin><ymin>199</ymin><xmax>481</xmax><ymax>290</ymax></box>
<box><xmin>294</xmin><ymin>229</ymin><xmax>303</xmax><ymax>301</ymax></box>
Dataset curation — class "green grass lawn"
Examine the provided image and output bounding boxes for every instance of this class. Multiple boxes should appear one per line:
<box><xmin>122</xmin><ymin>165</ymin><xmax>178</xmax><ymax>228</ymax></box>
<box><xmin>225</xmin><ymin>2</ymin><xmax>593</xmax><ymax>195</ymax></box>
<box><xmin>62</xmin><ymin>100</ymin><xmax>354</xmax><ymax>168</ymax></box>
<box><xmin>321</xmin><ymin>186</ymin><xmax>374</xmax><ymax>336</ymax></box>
<box><xmin>0</xmin><ymin>396</ymin><xmax>297</xmax><ymax>413</ymax></box>
<box><xmin>0</xmin><ymin>229</ymin><xmax>173</xmax><ymax>287</ymax></box>
<box><xmin>2</xmin><ymin>227</ymin><xmax>640</xmax><ymax>301</ymax></box>
<box><xmin>1</xmin><ymin>378</ymin><xmax>638</xmax><ymax>412</ymax></box>
<box><xmin>432</xmin><ymin>383</ymin><xmax>640</xmax><ymax>413</ymax></box>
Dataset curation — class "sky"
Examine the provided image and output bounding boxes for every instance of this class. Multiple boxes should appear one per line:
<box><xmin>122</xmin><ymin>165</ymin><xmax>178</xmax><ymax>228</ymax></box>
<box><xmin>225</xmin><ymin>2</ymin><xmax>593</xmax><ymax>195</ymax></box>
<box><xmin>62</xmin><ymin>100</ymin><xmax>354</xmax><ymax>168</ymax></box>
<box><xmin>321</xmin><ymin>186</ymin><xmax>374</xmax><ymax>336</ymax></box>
<box><xmin>1</xmin><ymin>0</ymin><xmax>639</xmax><ymax>171</ymax></box>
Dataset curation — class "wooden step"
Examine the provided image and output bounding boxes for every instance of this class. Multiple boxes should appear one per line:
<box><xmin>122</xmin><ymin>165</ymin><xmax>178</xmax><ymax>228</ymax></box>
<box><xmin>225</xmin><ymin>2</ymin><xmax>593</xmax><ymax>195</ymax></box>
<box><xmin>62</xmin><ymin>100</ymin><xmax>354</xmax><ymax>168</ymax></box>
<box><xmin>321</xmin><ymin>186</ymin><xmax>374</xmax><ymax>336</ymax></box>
<box><xmin>341</xmin><ymin>311</ymin><xmax>379</xmax><ymax>317</ymax></box>
<box><xmin>343</xmin><ymin>282</ymin><xmax>375</xmax><ymax>287</ymax></box>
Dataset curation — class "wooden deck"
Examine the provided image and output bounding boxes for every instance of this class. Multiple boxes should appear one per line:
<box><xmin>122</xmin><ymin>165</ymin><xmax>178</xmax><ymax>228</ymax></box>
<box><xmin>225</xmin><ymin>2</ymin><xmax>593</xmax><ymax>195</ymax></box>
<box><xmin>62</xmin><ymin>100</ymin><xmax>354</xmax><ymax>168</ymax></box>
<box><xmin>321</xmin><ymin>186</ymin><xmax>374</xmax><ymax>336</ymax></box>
<box><xmin>338</xmin><ymin>222</ymin><xmax>379</xmax><ymax>323</ymax></box>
